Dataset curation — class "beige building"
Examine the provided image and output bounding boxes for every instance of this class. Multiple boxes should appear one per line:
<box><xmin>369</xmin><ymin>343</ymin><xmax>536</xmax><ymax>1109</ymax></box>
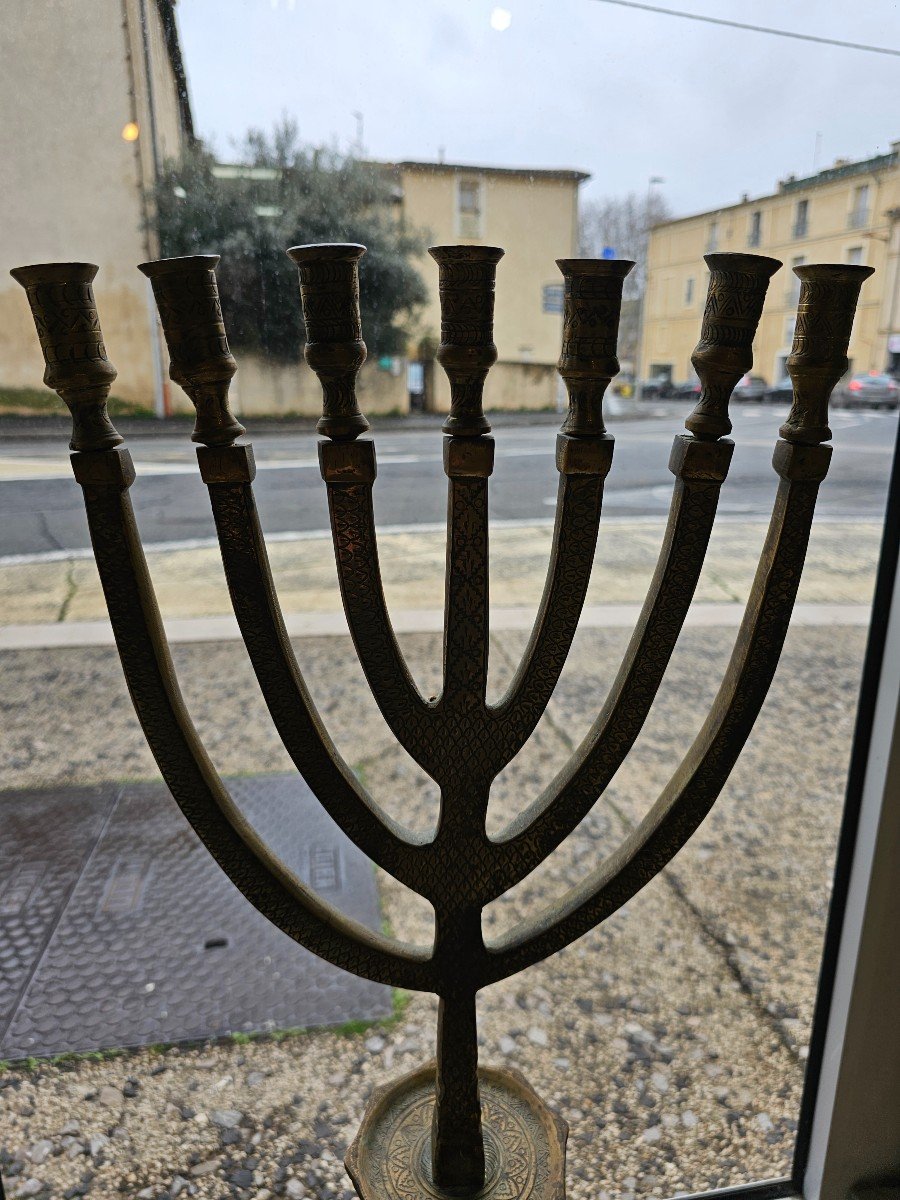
<box><xmin>0</xmin><ymin>0</ymin><xmax>192</xmax><ymax>411</ymax></box>
<box><xmin>643</xmin><ymin>144</ymin><xmax>900</xmax><ymax>386</ymax></box>
<box><xmin>387</xmin><ymin>161</ymin><xmax>587</xmax><ymax>413</ymax></box>
<box><xmin>220</xmin><ymin>159</ymin><xmax>589</xmax><ymax>420</ymax></box>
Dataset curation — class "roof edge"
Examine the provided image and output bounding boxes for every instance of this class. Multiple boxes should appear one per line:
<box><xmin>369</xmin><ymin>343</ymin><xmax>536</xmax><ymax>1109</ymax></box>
<box><xmin>155</xmin><ymin>0</ymin><xmax>195</xmax><ymax>143</ymax></box>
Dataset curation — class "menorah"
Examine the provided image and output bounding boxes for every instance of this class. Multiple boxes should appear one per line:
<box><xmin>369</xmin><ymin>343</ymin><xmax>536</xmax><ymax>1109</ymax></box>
<box><xmin>11</xmin><ymin>244</ymin><xmax>871</xmax><ymax>1200</ymax></box>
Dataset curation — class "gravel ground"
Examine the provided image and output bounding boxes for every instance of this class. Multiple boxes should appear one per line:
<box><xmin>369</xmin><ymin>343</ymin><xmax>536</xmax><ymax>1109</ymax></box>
<box><xmin>0</xmin><ymin>613</ymin><xmax>867</xmax><ymax>1199</ymax></box>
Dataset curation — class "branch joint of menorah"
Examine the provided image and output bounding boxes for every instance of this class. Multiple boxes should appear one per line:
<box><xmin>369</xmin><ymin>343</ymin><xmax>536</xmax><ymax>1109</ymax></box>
<box><xmin>10</xmin><ymin>241</ymin><xmax>877</xmax><ymax>1200</ymax></box>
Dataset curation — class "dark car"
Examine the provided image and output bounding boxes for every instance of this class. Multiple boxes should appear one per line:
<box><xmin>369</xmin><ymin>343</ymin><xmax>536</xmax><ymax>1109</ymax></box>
<box><xmin>732</xmin><ymin>374</ymin><xmax>768</xmax><ymax>402</ymax></box>
<box><xmin>764</xmin><ymin>378</ymin><xmax>794</xmax><ymax>403</ymax></box>
<box><xmin>636</xmin><ymin>378</ymin><xmax>674</xmax><ymax>399</ymax></box>
<box><xmin>671</xmin><ymin>380</ymin><xmax>702</xmax><ymax>401</ymax></box>
<box><xmin>841</xmin><ymin>372</ymin><xmax>900</xmax><ymax>410</ymax></box>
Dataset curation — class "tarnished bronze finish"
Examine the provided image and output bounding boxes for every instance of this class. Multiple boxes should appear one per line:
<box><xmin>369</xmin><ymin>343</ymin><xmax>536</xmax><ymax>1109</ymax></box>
<box><xmin>781</xmin><ymin>263</ymin><xmax>875</xmax><ymax>445</ymax></box>
<box><xmin>428</xmin><ymin>245</ymin><xmax>504</xmax><ymax>438</ymax></box>
<box><xmin>138</xmin><ymin>255</ymin><xmax>245</xmax><ymax>447</ymax></box>
<box><xmin>287</xmin><ymin>243</ymin><xmax>369</xmax><ymax>442</ymax></box>
<box><xmin>443</xmin><ymin>435</ymin><xmax>496</xmax><ymax>478</ymax></box>
<box><xmin>9</xmin><ymin>263</ymin><xmax>121</xmax><ymax>452</ymax></box>
<box><xmin>347</xmin><ymin>1062</ymin><xmax>567</xmax><ymax>1200</ymax></box>
<box><xmin>483</xmin><ymin>438</ymin><xmax>833</xmax><ymax>983</ymax></box>
<box><xmin>556</xmin><ymin>258</ymin><xmax>635</xmax><ymax>438</ymax></box>
<box><xmin>686</xmin><ymin>252</ymin><xmax>782</xmax><ymax>441</ymax></box>
<box><xmin>16</xmin><ymin>243</ymin><xmax>872</xmax><ymax>1200</ymax></box>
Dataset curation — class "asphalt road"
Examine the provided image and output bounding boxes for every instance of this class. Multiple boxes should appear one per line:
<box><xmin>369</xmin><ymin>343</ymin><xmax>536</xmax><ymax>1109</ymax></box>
<box><xmin>0</xmin><ymin>402</ymin><xmax>896</xmax><ymax>560</ymax></box>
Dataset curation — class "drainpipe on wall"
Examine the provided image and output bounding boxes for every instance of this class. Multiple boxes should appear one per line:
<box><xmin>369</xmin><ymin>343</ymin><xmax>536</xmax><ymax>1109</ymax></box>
<box><xmin>123</xmin><ymin>0</ymin><xmax>168</xmax><ymax>418</ymax></box>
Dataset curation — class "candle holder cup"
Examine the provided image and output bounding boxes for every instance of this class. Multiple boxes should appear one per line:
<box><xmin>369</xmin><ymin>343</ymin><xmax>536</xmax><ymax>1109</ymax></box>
<box><xmin>12</xmin><ymin>245</ymin><xmax>873</xmax><ymax>1200</ymax></box>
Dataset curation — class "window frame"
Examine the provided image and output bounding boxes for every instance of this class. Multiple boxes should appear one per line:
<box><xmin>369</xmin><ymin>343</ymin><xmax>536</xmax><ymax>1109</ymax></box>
<box><xmin>793</xmin><ymin>198</ymin><xmax>810</xmax><ymax>239</ymax></box>
<box><xmin>455</xmin><ymin>174</ymin><xmax>485</xmax><ymax>239</ymax></box>
<box><xmin>666</xmin><ymin>419</ymin><xmax>900</xmax><ymax>1200</ymax></box>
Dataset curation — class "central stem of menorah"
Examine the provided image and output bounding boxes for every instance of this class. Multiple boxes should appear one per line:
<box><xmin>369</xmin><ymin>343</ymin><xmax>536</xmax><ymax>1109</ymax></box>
<box><xmin>11</xmin><ymin>239</ymin><xmax>873</xmax><ymax>1200</ymax></box>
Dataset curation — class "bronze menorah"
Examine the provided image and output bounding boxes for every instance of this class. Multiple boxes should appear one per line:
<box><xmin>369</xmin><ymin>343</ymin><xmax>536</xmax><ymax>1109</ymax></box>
<box><xmin>11</xmin><ymin>245</ymin><xmax>872</xmax><ymax>1200</ymax></box>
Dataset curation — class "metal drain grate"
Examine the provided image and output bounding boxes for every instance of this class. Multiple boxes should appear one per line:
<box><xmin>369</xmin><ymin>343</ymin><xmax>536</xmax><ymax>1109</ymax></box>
<box><xmin>0</xmin><ymin>774</ymin><xmax>391</xmax><ymax>1059</ymax></box>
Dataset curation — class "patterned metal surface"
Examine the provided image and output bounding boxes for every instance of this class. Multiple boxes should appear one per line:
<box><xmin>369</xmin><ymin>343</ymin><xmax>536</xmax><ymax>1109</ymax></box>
<box><xmin>138</xmin><ymin>255</ymin><xmax>244</xmax><ymax>448</ymax></box>
<box><xmin>13</xmin><ymin>246</ymin><xmax>873</xmax><ymax>1197</ymax></box>
<box><xmin>0</xmin><ymin>775</ymin><xmax>390</xmax><ymax>1059</ymax></box>
<box><xmin>685</xmin><ymin>252</ymin><xmax>782</xmax><ymax>442</ymax></box>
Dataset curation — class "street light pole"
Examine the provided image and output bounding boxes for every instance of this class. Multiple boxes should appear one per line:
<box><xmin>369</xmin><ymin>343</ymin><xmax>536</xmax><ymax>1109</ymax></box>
<box><xmin>634</xmin><ymin>175</ymin><xmax>665</xmax><ymax>403</ymax></box>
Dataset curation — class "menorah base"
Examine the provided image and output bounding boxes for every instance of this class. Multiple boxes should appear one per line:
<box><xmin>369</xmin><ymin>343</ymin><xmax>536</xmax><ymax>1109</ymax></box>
<box><xmin>346</xmin><ymin>1062</ymin><xmax>568</xmax><ymax>1200</ymax></box>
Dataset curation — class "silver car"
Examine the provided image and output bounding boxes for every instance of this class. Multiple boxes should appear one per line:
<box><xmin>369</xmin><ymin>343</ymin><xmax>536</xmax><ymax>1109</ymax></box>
<box><xmin>841</xmin><ymin>373</ymin><xmax>900</xmax><ymax>410</ymax></box>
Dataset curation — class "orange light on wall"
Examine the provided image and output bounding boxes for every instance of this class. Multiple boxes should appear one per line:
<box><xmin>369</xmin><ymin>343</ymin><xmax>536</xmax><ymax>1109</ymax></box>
<box><xmin>121</xmin><ymin>122</ymin><xmax>140</xmax><ymax>142</ymax></box>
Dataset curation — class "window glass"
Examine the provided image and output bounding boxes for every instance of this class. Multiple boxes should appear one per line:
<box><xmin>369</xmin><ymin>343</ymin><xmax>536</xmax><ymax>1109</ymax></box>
<box><xmin>0</xmin><ymin>4</ymin><xmax>896</xmax><ymax>1199</ymax></box>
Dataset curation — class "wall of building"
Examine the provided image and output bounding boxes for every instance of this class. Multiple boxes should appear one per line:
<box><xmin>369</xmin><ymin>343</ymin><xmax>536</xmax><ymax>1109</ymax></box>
<box><xmin>214</xmin><ymin>355</ymin><xmax>409</xmax><ymax>419</ymax></box>
<box><xmin>643</xmin><ymin>152</ymin><xmax>900</xmax><ymax>386</ymax></box>
<box><xmin>399</xmin><ymin>166</ymin><xmax>580</xmax><ymax>411</ymax></box>
<box><xmin>0</xmin><ymin>0</ymin><xmax>186</xmax><ymax>406</ymax></box>
<box><xmin>428</xmin><ymin>360</ymin><xmax>559</xmax><ymax>415</ymax></box>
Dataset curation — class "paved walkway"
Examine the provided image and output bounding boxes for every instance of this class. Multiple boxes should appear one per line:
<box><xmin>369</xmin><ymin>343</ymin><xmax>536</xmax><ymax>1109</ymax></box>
<box><xmin>0</xmin><ymin>506</ymin><xmax>882</xmax><ymax>1198</ymax></box>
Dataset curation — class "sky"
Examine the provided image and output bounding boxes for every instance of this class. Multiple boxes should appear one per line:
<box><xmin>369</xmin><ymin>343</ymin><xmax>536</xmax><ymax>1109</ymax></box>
<box><xmin>175</xmin><ymin>0</ymin><xmax>900</xmax><ymax>218</ymax></box>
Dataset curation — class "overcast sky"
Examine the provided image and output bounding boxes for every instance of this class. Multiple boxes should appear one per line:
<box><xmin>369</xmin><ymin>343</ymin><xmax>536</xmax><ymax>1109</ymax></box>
<box><xmin>176</xmin><ymin>0</ymin><xmax>899</xmax><ymax>217</ymax></box>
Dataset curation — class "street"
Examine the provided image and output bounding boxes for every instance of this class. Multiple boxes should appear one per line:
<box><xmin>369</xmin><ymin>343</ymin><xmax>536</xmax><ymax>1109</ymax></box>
<box><xmin>0</xmin><ymin>402</ymin><xmax>896</xmax><ymax>561</ymax></box>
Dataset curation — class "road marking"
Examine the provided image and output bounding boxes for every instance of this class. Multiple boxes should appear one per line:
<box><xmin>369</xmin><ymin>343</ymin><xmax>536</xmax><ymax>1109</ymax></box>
<box><xmin>0</xmin><ymin>602</ymin><xmax>873</xmax><ymax>651</ymax></box>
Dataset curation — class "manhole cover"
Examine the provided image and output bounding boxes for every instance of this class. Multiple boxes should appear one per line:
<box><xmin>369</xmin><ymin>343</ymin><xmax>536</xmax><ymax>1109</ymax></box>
<box><xmin>0</xmin><ymin>774</ymin><xmax>391</xmax><ymax>1058</ymax></box>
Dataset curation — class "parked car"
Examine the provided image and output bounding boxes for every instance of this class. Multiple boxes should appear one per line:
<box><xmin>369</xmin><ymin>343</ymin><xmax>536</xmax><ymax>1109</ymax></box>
<box><xmin>670</xmin><ymin>380</ymin><xmax>702</xmax><ymax>401</ymax></box>
<box><xmin>636</xmin><ymin>378</ymin><xmax>674</xmax><ymax>399</ymax></box>
<box><xmin>841</xmin><ymin>372</ymin><xmax>900</xmax><ymax>410</ymax></box>
<box><xmin>732</xmin><ymin>374</ymin><xmax>768</xmax><ymax>402</ymax></box>
<box><xmin>764</xmin><ymin>378</ymin><xmax>794</xmax><ymax>403</ymax></box>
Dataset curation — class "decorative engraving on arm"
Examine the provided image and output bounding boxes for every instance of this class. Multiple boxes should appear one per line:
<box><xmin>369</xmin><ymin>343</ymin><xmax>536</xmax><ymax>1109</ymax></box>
<box><xmin>686</xmin><ymin>252</ymin><xmax>781</xmax><ymax>441</ymax></box>
<box><xmin>781</xmin><ymin>264</ymin><xmax>875</xmax><ymax>445</ymax></box>
<box><xmin>138</xmin><ymin>255</ymin><xmax>245</xmax><ymax>447</ymax></box>
<box><xmin>9</xmin><ymin>263</ymin><xmax>120</xmax><ymax>452</ymax></box>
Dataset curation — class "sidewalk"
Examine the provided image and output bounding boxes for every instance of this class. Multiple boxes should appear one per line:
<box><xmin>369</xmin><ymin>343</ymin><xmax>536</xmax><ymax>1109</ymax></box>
<box><xmin>0</xmin><ymin>515</ymin><xmax>882</xmax><ymax>628</ymax></box>
<box><xmin>0</xmin><ymin>513</ymin><xmax>880</xmax><ymax>1198</ymax></box>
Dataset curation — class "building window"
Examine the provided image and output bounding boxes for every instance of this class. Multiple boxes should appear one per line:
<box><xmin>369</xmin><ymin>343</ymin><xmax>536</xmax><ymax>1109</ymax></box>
<box><xmin>748</xmin><ymin>210</ymin><xmax>762</xmax><ymax>247</ymax></box>
<box><xmin>684</xmin><ymin>277</ymin><xmax>694</xmax><ymax>305</ymax></box>
<box><xmin>542</xmin><ymin>284</ymin><xmax>564</xmax><ymax>314</ymax></box>
<box><xmin>793</xmin><ymin>198</ymin><xmax>809</xmax><ymax>238</ymax></box>
<box><xmin>789</xmin><ymin>255</ymin><xmax>805</xmax><ymax>304</ymax></box>
<box><xmin>847</xmin><ymin>246</ymin><xmax>864</xmax><ymax>265</ymax></box>
<box><xmin>849</xmin><ymin>183</ymin><xmax>870</xmax><ymax>229</ymax></box>
<box><xmin>456</xmin><ymin>177</ymin><xmax>483</xmax><ymax>238</ymax></box>
<box><xmin>706</xmin><ymin>219</ymin><xmax>718</xmax><ymax>251</ymax></box>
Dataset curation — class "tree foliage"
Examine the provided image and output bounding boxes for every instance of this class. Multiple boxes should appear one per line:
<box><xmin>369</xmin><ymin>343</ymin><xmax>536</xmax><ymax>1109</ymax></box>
<box><xmin>153</xmin><ymin>119</ymin><xmax>428</xmax><ymax>360</ymax></box>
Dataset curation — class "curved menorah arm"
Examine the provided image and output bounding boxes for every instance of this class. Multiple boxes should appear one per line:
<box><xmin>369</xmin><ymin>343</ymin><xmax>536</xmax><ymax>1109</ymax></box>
<box><xmin>198</xmin><ymin>444</ymin><xmax>432</xmax><ymax>890</ymax></box>
<box><xmin>480</xmin><ymin>437</ymin><xmax>829</xmax><ymax>983</ymax></box>
<box><xmin>488</xmin><ymin>439</ymin><xmax>610</xmax><ymax>765</ymax></box>
<box><xmin>487</xmin><ymin>252</ymin><xmax>781</xmax><ymax>894</ymax></box>
<box><xmin>488</xmin><ymin>433</ymin><xmax>733</xmax><ymax>895</ymax></box>
<box><xmin>137</xmin><ymin>255</ymin><xmax>429</xmax><ymax>889</ymax></box>
<box><xmin>488</xmin><ymin>257</ymin><xmax>632</xmax><ymax>765</ymax></box>
<box><xmin>10</xmin><ymin>259</ymin><xmax>434</xmax><ymax>992</ymax></box>
<box><xmin>76</xmin><ymin>449</ymin><xmax>433</xmax><ymax>992</ymax></box>
<box><xmin>319</xmin><ymin>438</ymin><xmax>441</xmax><ymax>776</ymax></box>
<box><xmin>482</xmin><ymin>262</ymin><xmax>874</xmax><ymax>985</ymax></box>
